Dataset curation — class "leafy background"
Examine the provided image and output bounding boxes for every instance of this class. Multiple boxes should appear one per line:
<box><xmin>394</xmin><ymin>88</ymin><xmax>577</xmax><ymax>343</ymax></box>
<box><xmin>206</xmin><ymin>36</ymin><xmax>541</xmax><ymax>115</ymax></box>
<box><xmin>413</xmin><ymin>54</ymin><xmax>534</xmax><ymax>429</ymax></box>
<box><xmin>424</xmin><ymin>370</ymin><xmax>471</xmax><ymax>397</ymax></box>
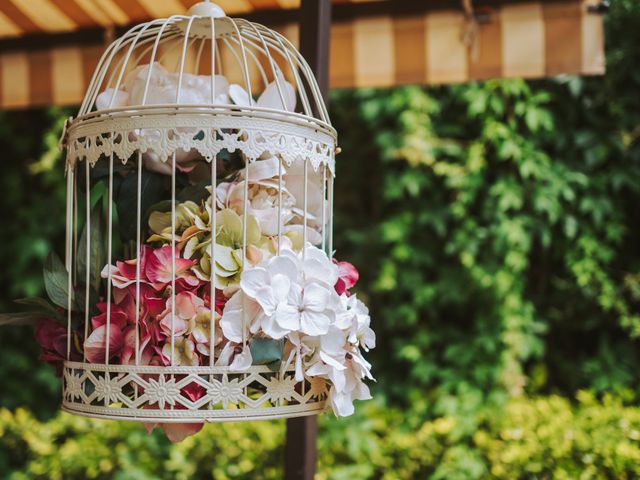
<box><xmin>2</xmin><ymin>1</ymin><xmax>640</xmax><ymax>478</ymax></box>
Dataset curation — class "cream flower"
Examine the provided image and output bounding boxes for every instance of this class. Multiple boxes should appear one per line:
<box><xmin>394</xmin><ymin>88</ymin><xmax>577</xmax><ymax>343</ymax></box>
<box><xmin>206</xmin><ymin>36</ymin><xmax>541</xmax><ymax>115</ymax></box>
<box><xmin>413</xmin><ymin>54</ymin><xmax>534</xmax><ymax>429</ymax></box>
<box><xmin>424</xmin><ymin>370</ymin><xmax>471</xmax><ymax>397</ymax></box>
<box><xmin>161</xmin><ymin>337</ymin><xmax>199</xmax><ymax>366</ymax></box>
<box><xmin>217</xmin><ymin>156</ymin><xmax>296</xmax><ymax>237</ymax></box>
<box><xmin>229</xmin><ymin>70</ymin><xmax>296</xmax><ymax>111</ymax></box>
<box><xmin>96</xmin><ymin>63</ymin><xmax>232</xmax><ymax>175</ymax></box>
<box><xmin>189</xmin><ymin>306</ymin><xmax>222</xmax><ymax>356</ymax></box>
<box><xmin>122</xmin><ymin>63</ymin><xmax>230</xmax><ymax>106</ymax></box>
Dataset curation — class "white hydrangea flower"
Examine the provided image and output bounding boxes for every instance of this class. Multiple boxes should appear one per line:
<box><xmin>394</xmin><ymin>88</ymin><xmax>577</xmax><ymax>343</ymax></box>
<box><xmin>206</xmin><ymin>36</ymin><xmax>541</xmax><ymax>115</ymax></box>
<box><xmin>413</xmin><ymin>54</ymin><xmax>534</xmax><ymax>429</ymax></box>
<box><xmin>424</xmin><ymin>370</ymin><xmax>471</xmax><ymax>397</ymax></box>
<box><xmin>236</xmin><ymin>249</ymin><xmax>336</xmax><ymax>338</ymax></box>
<box><xmin>95</xmin><ymin>64</ymin><xmax>297</xmax><ymax>178</ymax></box>
<box><xmin>305</xmin><ymin>326</ymin><xmax>374</xmax><ymax>417</ymax></box>
<box><xmin>219</xmin><ymin>244</ymin><xmax>376</xmax><ymax>417</ymax></box>
<box><xmin>335</xmin><ymin>293</ymin><xmax>376</xmax><ymax>352</ymax></box>
<box><xmin>229</xmin><ymin>69</ymin><xmax>296</xmax><ymax>111</ymax></box>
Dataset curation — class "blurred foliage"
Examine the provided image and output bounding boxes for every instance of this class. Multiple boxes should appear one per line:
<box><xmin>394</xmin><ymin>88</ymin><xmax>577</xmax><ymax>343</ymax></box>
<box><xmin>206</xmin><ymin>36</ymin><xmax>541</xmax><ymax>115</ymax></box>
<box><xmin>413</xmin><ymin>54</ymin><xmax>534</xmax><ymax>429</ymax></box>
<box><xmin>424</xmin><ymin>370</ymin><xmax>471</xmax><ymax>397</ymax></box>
<box><xmin>0</xmin><ymin>108</ymin><xmax>70</xmax><ymax>415</ymax></box>
<box><xmin>332</xmin><ymin>0</ymin><xmax>640</xmax><ymax>414</ymax></box>
<box><xmin>2</xmin><ymin>393</ymin><xmax>640</xmax><ymax>479</ymax></box>
<box><xmin>1</xmin><ymin>0</ymin><xmax>640</xmax><ymax>477</ymax></box>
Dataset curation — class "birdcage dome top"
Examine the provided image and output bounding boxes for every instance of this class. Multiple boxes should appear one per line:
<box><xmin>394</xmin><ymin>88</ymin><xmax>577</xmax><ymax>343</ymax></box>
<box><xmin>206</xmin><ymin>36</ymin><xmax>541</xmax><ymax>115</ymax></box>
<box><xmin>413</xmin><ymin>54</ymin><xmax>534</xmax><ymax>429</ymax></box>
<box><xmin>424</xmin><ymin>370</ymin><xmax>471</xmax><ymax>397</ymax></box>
<box><xmin>62</xmin><ymin>1</ymin><xmax>336</xmax><ymax>175</ymax></box>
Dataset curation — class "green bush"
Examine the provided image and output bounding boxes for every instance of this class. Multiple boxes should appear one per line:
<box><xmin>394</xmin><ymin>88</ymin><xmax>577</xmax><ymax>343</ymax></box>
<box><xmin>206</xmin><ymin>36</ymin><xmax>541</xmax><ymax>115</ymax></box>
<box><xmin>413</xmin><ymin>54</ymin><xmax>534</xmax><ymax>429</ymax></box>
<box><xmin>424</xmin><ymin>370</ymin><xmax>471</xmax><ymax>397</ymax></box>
<box><xmin>2</xmin><ymin>393</ymin><xmax>640</xmax><ymax>479</ymax></box>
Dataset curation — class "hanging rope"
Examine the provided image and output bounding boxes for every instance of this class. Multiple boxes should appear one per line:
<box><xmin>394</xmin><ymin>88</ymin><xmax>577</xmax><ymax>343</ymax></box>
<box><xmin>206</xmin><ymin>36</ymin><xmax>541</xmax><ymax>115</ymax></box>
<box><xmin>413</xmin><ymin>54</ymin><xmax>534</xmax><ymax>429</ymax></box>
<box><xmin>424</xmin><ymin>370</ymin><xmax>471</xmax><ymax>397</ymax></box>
<box><xmin>461</xmin><ymin>0</ymin><xmax>480</xmax><ymax>61</ymax></box>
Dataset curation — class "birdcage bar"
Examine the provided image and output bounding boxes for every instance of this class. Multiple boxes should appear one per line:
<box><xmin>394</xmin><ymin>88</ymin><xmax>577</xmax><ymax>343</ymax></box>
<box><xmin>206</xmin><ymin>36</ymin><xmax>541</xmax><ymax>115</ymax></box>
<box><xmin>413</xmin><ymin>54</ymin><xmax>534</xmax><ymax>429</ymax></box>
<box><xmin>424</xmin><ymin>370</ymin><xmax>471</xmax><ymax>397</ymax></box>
<box><xmin>65</xmin><ymin>169</ymin><xmax>74</xmax><ymax>360</ymax></box>
<box><xmin>135</xmin><ymin>151</ymin><xmax>142</xmax><ymax>367</ymax></box>
<box><xmin>104</xmin><ymin>150</ymin><xmax>114</xmax><ymax>365</ymax></box>
<box><xmin>84</xmin><ymin>160</ymin><xmax>91</xmax><ymax>362</ymax></box>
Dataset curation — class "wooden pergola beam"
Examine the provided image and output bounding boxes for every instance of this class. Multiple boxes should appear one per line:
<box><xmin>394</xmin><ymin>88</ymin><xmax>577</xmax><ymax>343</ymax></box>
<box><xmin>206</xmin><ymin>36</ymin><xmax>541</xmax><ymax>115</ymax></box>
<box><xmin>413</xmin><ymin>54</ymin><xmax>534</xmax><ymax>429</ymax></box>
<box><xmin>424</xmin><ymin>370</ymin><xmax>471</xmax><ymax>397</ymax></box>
<box><xmin>0</xmin><ymin>0</ymin><xmax>603</xmax><ymax>54</ymax></box>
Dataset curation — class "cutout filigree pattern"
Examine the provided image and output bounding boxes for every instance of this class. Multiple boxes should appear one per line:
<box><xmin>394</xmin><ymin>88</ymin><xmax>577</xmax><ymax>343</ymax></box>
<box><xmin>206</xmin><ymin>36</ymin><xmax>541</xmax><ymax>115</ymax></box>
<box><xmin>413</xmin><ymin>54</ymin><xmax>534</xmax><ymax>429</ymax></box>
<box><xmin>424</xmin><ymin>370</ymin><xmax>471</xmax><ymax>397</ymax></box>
<box><xmin>63</xmin><ymin>109</ymin><xmax>336</xmax><ymax>174</ymax></box>
<box><xmin>62</xmin><ymin>361</ymin><xmax>329</xmax><ymax>422</ymax></box>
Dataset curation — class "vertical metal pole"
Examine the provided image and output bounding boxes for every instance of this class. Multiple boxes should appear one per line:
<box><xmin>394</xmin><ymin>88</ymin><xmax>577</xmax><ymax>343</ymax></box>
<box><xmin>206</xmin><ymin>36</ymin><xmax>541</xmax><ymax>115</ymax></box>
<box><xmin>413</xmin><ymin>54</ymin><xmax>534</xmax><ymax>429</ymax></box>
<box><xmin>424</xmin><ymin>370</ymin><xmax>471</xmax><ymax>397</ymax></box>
<box><xmin>285</xmin><ymin>1</ymin><xmax>331</xmax><ymax>479</ymax></box>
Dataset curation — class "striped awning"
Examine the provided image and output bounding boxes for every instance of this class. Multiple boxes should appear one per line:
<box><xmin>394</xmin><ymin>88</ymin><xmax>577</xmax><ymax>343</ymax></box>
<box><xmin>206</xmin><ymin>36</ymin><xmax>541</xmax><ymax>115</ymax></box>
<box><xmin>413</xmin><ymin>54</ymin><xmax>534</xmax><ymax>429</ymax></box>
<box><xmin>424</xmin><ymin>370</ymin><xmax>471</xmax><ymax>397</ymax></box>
<box><xmin>0</xmin><ymin>0</ymin><xmax>605</xmax><ymax>109</ymax></box>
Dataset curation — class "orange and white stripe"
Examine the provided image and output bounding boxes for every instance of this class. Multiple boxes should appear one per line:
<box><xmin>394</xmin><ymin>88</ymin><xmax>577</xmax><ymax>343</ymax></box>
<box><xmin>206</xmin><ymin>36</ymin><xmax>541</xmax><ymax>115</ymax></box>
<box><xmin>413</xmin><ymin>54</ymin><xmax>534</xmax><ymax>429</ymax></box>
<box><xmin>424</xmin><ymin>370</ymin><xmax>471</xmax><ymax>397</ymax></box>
<box><xmin>0</xmin><ymin>0</ymin><xmax>604</xmax><ymax>109</ymax></box>
<box><xmin>331</xmin><ymin>0</ymin><xmax>604</xmax><ymax>88</ymax></box>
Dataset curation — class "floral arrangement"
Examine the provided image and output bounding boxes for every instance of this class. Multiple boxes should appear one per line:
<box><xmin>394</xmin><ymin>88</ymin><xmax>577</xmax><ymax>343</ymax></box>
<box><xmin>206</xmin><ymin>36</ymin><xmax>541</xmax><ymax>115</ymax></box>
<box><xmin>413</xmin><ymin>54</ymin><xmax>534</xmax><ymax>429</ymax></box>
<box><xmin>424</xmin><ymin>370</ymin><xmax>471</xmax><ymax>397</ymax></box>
<box><xmin>1</xmin><ymin>64</ymin><xmax>375</xmax><ymax>442</ymax></box>
<box><xmin>95</xmin><ymin>62</ymin><xmax>297</xmax><ymax>175</ymax></box>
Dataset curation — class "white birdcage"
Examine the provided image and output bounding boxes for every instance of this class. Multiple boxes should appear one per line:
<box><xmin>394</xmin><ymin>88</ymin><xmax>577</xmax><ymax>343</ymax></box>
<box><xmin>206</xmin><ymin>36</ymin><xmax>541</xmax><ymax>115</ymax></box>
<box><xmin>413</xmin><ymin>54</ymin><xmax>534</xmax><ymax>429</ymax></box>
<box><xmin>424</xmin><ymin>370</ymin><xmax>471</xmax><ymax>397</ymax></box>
<box><xmin>58</xmin><ymin>1</ymin><xmax>373</xmax><ymax>436</ymax></box>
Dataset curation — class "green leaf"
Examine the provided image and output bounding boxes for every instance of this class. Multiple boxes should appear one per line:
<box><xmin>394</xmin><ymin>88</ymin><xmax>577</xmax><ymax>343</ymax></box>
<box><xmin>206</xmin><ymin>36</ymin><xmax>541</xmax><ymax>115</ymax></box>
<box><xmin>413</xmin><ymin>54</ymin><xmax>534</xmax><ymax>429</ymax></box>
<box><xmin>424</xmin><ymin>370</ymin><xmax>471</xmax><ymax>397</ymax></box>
<box><xmin>0</xmin><ymin>312</ymin><xmax>42</xmax><ymax>326</ymax></box>
<box><xmin>90</xmin><ymin>158</ymin><xmax>131</xmax><ymax>182</ymax></box>
<box><xmin>77</xmin><ymin>202</ymin><xmax>105</xmax><ymax>294</ymax></box>
<box><xmin>177</xmin><ymin>180</ymin><xmax>210</xmax><ymax>203</ymax></box>
<box><xmin>43</xmin><ymin>252</ymin><xmax>70</xmax><ymax>310</ymax></box>
<box><xmin>14</xmin><ymin>298</ymin><xmax>61</xmax><ymax>320</ymax></box>
<box><xmin>116</xmin><ymin>170</ymin><xmax>167</xmax><ymax>242</ymax></box>
<box><xmin>251</xmin><ymin>338</ymin><xmax>284</xmax><ymax>370</ymax></box>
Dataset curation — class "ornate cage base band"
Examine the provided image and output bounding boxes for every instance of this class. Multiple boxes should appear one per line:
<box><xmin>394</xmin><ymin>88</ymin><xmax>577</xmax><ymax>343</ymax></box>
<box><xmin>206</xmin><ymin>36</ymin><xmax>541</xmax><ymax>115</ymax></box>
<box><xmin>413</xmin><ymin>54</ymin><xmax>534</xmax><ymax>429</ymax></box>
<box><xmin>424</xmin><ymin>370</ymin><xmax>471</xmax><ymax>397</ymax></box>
<box><xmin>62</xmin><ymin>361</ymin><xmax>329</xmax><ymax>423</ymax></box>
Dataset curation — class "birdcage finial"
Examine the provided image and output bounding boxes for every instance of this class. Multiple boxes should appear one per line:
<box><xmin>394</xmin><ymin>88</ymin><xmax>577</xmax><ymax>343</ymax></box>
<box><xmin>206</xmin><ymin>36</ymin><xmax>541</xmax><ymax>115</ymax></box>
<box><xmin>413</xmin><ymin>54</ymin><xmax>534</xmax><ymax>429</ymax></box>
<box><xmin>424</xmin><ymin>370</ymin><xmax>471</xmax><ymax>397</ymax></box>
<box><xmin>188</xmin><ymin>1</ymin><xmax>225</xmax><ymax>18</ymax></box>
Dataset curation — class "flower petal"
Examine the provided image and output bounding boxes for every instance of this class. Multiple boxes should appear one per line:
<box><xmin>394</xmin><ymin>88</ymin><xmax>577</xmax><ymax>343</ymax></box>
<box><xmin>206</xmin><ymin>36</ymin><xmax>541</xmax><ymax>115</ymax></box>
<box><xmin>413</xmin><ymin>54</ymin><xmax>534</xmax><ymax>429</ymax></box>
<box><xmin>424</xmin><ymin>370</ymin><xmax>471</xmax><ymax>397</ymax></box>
<box><xmin>240</xmin><ymin>267</ymin><xmax>269</xmax><ymax>298</ymax></box>
<box><xmin>220</xmin><ymin>306</ymin><xmax>244</xmax><ymax>343</ymax></box>
<box><xmin>329</xmin><ymin>387</ymin><xmax>355</xmax><ymax>417</ymax></box>
<box><xmin>245</xmin><ymin>156</ymin><xmax>282</xmax><ymax>182</ymax></box>
<box><xmin>302</xmin><ymin>283</ymin><xmax>330</xmax><ymax>312</ymax></box>
<box><xmin>84</xmin><ymin>325</ymin><xmax>124</xmax><ymax>363</ymax></box>
<box><xmin>274</xmin><ymin>303</ymin><xmax>301</xmax><ymax>331</ymax></box>
<box><xmin>268</xmin><ymin>255</ymin><xmax>299</xmax><ymax>283</ymax></box>
<box><xmin>230</xmin><ymin>345</ymin><xmax>252</xmax><ymax>370</ymax></box>
<box><xmin>271</xmin><ymin>274</ymin><xmax>291</xmax><ymax>303</ymax></box>
<box><xmin>146</xmin><ymin>246</ymin><xmax>194</xmax><ymax>285</ymax></box>
<box><xmin>306</xmin><ymin>361</ymin><xmax>331</xmax><ymax>378</ymax></box>
<box><xmin>300</xmin><ymin>310</ymin><xmax>330</xmax><ymax>336</ymax></box>
<box><xmin>321</xmin><ymin>327</ymin><xmax>347</xmax><ymax>356</ymax></box>
<box><xmin>175</xmin><ymin>291</ymin><xmax>202</xmax><ymax>319</ymax></box>
<box><xmin>304</xmin><ymin>257</ymin><xmax>338</xmax><ymax>288</ymax></box>
<box><xmin>335</xmin><ymin>260</ymin><xmax>359</xmax><ymax>292</ymax></box>
<box><xmin>229</xmin><ymin>84</ymin><xmax>252</xmax><ymax>106</ymax></box>
<box><xmin>96</xmin><ymin>88</ymin><xmax>129</xmax><ymax>110</ymax></box>
<box><xmin>260</xmin><ymin>313</ymin><xmax>291</xmax><ymax>339</ymax></box>
<box><xmin>257</xmin><ymin>75</ymin><xmax>296</xmax><ymax>111</ymax></box>
<box><xmin>161</xmin><ymin>422</ymin><xmax>204</xmax><ymax>443</ymax></box>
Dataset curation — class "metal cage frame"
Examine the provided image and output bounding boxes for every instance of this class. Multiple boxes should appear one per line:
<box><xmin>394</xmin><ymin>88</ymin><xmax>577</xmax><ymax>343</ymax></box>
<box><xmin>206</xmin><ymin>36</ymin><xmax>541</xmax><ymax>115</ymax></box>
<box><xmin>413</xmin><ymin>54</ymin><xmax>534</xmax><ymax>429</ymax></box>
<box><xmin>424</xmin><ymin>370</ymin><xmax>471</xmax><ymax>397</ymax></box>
<box><xmin>60</xmin><ymin>1</ymin><xmax>339</xmax><ymax>423</ymax></box>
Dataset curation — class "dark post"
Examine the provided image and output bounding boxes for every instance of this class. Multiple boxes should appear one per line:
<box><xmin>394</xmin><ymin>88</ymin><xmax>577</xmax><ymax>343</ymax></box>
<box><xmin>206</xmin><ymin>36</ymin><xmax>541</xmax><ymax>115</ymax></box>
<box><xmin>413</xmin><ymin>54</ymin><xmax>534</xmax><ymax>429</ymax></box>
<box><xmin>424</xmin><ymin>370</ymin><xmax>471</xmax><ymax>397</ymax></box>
<box><xmin>299</xmin><ymin>0</ymin><xmax>332</xmax><ymax>96</ymax></box>
<box><xmin>284</xmin><ymin>1</ymin><xmax>331</xmax><ymax>479</ymax></box>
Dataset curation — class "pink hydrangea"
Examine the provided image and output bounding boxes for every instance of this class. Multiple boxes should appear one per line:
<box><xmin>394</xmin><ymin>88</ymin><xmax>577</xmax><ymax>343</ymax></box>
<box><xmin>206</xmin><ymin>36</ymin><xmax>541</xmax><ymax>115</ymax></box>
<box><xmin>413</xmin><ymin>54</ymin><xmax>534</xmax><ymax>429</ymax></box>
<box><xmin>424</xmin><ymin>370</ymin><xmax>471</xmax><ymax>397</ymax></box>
<box><xmin>334</xmin><ymin>259</ymin><xmax>359</xmax><ymax>296</ymax></box>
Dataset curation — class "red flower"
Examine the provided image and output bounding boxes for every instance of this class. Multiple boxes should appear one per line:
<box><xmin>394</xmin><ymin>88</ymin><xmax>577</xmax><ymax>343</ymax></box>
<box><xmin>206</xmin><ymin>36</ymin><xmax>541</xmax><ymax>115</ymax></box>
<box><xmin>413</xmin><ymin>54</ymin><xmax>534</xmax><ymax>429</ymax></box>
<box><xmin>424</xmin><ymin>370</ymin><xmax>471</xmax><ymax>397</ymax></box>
<box><xmin>34</xmin><ymin>318</ymin><xmax>81</xmax><ymax>376</ymax></box>
<box><xmin>102</xmin><ymin>245</ymin><xmax>201</xmax><ymax>293</ymax></box>
<box><xmin>334</xmin><ymin>260</ymin><xmax>359</xmax><ymax>296</ymax></box>
<box><xmin>84</xmin><ymin>324</ymin><xmax>125</xmax><ymax>363</ymax></box>
<box><xmin>201</xmin><ymin>286</ymin><xmax>228</xmax><ymax>315</ymax></box>
<box><xmin>145</xmin><ymin>245</ymin><xmax>200</xmax><ymax>291</ymax></box>
<box><xmin>181</xmin><ymin>381</ymin><xmax>206</xmax><ymax>402</ymax></box>
<box><xmin>144</xmin><ymin>380</ymin><xmax>206</xmax><ymax>442</ymax></box>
